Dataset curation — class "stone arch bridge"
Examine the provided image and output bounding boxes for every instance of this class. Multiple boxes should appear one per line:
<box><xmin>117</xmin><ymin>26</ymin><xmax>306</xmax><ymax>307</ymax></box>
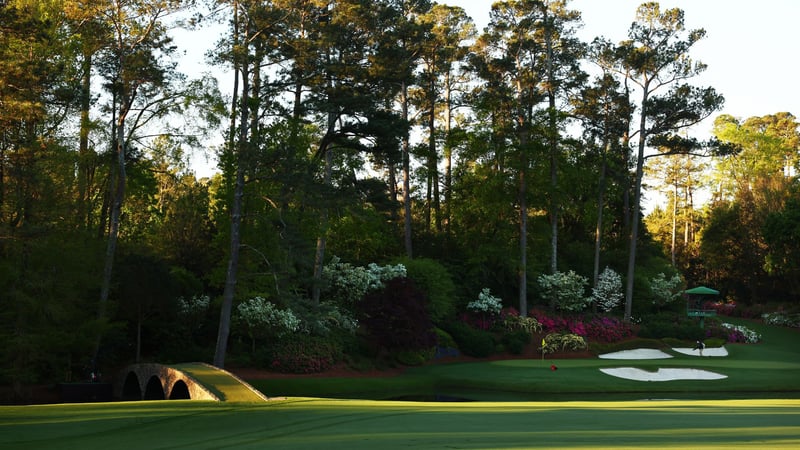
<box><xmin>115</xmin><ymin>362</ymin><xmax>268</xmax><ymax>402</ymax></box>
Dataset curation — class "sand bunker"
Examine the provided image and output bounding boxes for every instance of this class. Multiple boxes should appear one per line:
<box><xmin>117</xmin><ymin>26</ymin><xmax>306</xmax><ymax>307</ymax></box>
<box><xmin>598</xmin><ymin>347</ymin><xmax>730</xmax><ymax>381</ymax></box>
<box><xmin>599</xmin><ymin>346</ymin><xmax>729</xmax><ymax>360</ymax></box>
<box><xmin>600</xmin><ymin>367</ymin><xmax>728</xmax><ymax>381</ymax></box>
<box><xmin>671</xmin><ymin>347</ymin><xmax>729</xmax><ymax>357</ymax></box>
<box><xmin>598</xmin><ymin>349</ymin><xmax>673</xmax><ymax>359</ymax></box>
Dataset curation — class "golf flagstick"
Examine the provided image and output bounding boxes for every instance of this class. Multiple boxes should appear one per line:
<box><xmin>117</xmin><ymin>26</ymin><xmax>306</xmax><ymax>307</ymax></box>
<box><xmin>541</xmin><ymin>338</ymin><xmax>545</xmax><ymax>362</ymax></box>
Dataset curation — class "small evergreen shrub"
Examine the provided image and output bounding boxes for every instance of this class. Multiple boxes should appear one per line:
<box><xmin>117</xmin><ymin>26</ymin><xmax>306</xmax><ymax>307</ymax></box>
<box><xmin>638</xmin><ymin>314</ymin><xmax>704</xmax><ymax>340</ymax></box>
<box><xmin>501</xmin><ymin>330</ymin><xmax>531</xmax><ymax>355</ymax></box>
<box><xmin>434</xmin><ymin>327</ymin><xmax>457</xmax><ymax>348</ymax></box>
<box><xmin>394</xmin><ymin>348</ymin><xmax>435</xmax><ymax>366</ymax></box>
<box><xmin>443</xmin><ymin>321</ymin><xmax>495</xmax><ymax>357</ymax></box>
<box><xmin>396</xmin><ymin>257</ymin><xmax>458</xmax><ymax>324</ymax></box>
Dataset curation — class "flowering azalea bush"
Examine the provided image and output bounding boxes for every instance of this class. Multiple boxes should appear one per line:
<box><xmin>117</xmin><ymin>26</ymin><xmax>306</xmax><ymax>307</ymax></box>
<box><xmin>582</xmin><ymin>316</ymin><xmax>636</xmax><ymax>343</ymax></box>
<box><xmin>530</xmin><ymin>309</ymin><xmax>634</xmax><ymax>343</ymax></box>
<box><xmin>591</xmin><ymin>267</ymin><xmax>623</xmax><ymax>312</ymax></box>
<box><xmin>762</xmin><ymin>311</ymin><xmax>800</xmax><ymax>328</ymax></box>
<box><xmin>720</xmin><ymin>322</ymin><xmax>761</xmax><ymax>343</ymax></box>
<box><xmin>538</xmin><ymin>270</ymin><xmax>590</xmax><ymax>312</ymax></box>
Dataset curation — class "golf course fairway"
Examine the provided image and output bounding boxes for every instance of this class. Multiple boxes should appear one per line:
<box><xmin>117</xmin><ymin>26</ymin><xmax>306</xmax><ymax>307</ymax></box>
<box><xmin>2</xmin><ymin>398</ymin><xmax>799</xmax><ymax>449</ymax></box>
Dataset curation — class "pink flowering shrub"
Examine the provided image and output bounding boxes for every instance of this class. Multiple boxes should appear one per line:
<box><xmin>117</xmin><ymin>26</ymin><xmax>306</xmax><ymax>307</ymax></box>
<box><xmin>582</xmin><ymin>316</ymin><xmax>636</xmax><ymax>343</ymax></box>
<box><xmin>459</xmin><ymin>311</ymin><xmax>495</xmax><ymax>330</ymax></box>
<box><xmin>529</xmin><ymin>309</ymin><xmax>635</xmax><ymax>343</ymax></box>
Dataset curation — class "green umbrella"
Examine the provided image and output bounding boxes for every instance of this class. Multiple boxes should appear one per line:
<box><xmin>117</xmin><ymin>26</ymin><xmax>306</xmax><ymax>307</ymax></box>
<box><xmin>684</xmin><ymin>286</ymin><xmax>720</xmax><ymax>295</ymax></box>
<box><xmin>684</xmin><ymin>286</ymin><xmax>720</xmax><ymax>328</ymax></box>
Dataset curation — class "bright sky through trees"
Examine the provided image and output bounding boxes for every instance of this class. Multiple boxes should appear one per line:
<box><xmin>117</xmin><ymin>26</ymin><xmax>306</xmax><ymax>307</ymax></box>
<box><xmin>177</xmin><ymin>0</ymin><xmax>799</xmax><ymax>203</ymax></box>
<box><xmin>453</xmin><ymin>0</ymin><xmax>799</xmax><ymax>132</ymax></box>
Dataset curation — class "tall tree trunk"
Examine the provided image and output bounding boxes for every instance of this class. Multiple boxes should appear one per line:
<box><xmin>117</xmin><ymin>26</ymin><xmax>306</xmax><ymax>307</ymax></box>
<box><xmin>77</xmin><ymin>48</ymin><xmax>92</xmax><ymax>231</ymax></box>
<box><xmin>214</xmin><ymin>2</ymin><xmax>245</xmax><ymax>368</ymax></box>
<box><xmin>401</xmin><ymin>80</ymin><xmax>413</xmax><ymax>258</ymax></box>
<box><xmin>443</xmin><ymin>72</ymin><xmax>453</xmax><ymax>238</ymax></box>
<box><xmin>518</xmin><ymin>162</ymin><xmax>528</xmax><ymax>316</ymax></box>
<box><xmin>311</xmin><ymin>39</ymin><xmax>338</xmax><ymax>304</ymax></box>
<box><xmin>427</xmin><ymin>68</ymin><xmax>441</xmax><ymax>233</ymax></box>
<box><xmin>593</xmin><ymin>142</ymin><xmax>610</xmax><ymax>288</ymax></box>
<box><xmin>671</xmin><ymin>181</ymin><xmax>678</xmax><ymax>266</ymax></box>
<box><xmin>388</xmin><ymin>160</ymin><xmax>398</xmax><ymax>222</ymax></box>
<box><xmin>545</xmin><ymin>7</ymin><xmax>559</xmax><ymax>276</ymax></box>
<box><xmin>95</xmin><ymin>86</ymin><xmax>128</xmax><ymax>360</ymax></box>
<box><xmin>624</xmin><ymin>87</ymin><xmax>650</xmax><ymax>322</ymax></box>
<box><xmin>311</xmin><ymin>138</ymin><xmax>332</xmax><ymax>304</ymax></box>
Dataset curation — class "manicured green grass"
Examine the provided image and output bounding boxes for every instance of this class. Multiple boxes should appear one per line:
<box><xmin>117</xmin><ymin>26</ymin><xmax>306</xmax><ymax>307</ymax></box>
<box><xmin>2</xmin><ymin>318</ymin><xmax>799</xmax><ymax>448</ymax></box>
<box><xmin>2</xmin><ymin>398</ymin><xmax>799</xmax><ymax>448</ymax></box>
<box><xmin>255</xmin><ymin>318</ymin><xmax>800</xmax><ymax>401</ymax></box>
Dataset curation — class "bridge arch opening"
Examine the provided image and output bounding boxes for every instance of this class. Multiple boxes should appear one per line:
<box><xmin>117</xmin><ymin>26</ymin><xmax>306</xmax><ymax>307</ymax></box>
<box><xmin>169</xmin><ymin>380</ymin><xmax>191</xmax><ymax>400</ymax></box>
<box><xmin>121</xmin><ymin>372</ymin><xmax>142</xmax><ymax>401</ymax></box>
<box><xmin>144</xmin><ymin>375</ymin><xmax>165</xmax><ymax>400</ymax></box>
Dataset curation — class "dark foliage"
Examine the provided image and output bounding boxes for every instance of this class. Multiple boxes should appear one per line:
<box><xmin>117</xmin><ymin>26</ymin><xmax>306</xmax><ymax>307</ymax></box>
<box><xmin>441</xmin><ymin>321</ymin><xmax>496</xmax><ymax>358</ymax></box>
<box><xmin>266</xmin><ymin>334</ymin><xmax>343</xmax><ymax>374</ymax></box>
<box><xmin>357</xmin><ymin>278</ymin><xmax>437</xmax><ymax>353</ymax></box>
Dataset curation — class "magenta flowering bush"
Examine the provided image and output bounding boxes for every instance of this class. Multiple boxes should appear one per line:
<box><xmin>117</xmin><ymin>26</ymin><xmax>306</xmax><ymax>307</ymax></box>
<box><xmin>582</xmin><ymin>316</ymin><xmax>636</xmax><ymax>343</ymax></box>
<box><xmin>529</xmin><ymin>309</ymin><xmax>635</xmax><ymax>343</ymax></box>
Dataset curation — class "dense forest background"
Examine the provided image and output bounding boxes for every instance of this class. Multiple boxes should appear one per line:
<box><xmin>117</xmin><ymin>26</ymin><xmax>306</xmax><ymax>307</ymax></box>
<box><xmin>2</xmin><ymin>0</ymin><xmax>798</xmax><ymax>387</ymax></box>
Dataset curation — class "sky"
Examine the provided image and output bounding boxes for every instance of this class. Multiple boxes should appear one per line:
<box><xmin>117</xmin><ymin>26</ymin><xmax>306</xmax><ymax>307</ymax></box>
<box><xmin>447</xmin><ymin>0</ymin><xmax>800</xmax><ymax>135</ymax></box>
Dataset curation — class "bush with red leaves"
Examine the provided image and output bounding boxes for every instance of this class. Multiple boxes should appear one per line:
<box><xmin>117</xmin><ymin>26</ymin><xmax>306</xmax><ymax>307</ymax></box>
<box><xmin>357</xmin><ymin>278</ymin><xmax>437</xmax><ymax>353</ymax></box>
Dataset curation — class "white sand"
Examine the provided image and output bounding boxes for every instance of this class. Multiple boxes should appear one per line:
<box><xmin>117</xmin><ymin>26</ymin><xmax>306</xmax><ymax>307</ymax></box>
<box><xmin>671</xmin><ymin>346</ymin><xmax>729</xmax><ymax>357</ymax></box>
<box><xmin>598</xmin><ymin>349</ymin><xmax>673</xmax><ymax>359</ymax></box>
<box><xmin>598</xmin><ymin>347</ymin><xmax>729</xmax><ymax>381</ymax></box>
<box><xmin>600</xmin><ymin>367</ymin><xmax>728</xmax><ymax>381</ymax></box>
<box><xmin>598</xmin><ymin>346</ymin><xmax>729</xmax><ymax>360</ymax></box>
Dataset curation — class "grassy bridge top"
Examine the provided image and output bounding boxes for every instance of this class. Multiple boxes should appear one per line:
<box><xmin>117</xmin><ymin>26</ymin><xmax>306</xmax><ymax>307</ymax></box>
<box><xmin>170</xmin><ymin>363</ymin><xmax>269</xmax><ymax>403</ymax></box>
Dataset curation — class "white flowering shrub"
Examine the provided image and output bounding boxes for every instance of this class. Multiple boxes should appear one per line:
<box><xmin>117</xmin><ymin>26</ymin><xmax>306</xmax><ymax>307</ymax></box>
<box><xmin>591</xmin><ymin>267</ymin><xmax>623</xmax><ymax>312</ymax></box>
<box><xmin>298</xmin><ymin>301</ymin><xmax>359</xmax><ymax>336</ymax></box>
<box><xmin>650</xmin><ymin>273</ymin><xmax>683</xmax><ymax>308</ymax></box>
<box><xmin>762</xmin><ymin>312</ymin><xmax>800</xmax><ymax>328</ymax></box>
<box><xmin>467</xmin><ymin>288</ymin><xmax>503</xmax><ymax>315</ymax></box>
<box><xmin>176</xmin><ymin>294</ymin><xmax>210</xmax><ymax>334</ymax></box>
<box><xmin>721</xmin><ymin>322</ymin><xmax>762</xmax><ymax>343</ymax></box>
<box><xmin>538</xmin><ymin>270</ymin><xmax>590</xmax><ymax>312</ymax></box>
<box><xmin>322</xmin><ymin>256</ymin><xmax>406</xmax><ymax>306</ymax></box>
<box><xmin>177</xmin><ymin>294</ymin><xmax>210</xmax><ymax>316</ymax></box>
<box><xmin>236</xmin><ymin>297</ymin><xmax>301</xmax><ymax>352</ymax></box>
